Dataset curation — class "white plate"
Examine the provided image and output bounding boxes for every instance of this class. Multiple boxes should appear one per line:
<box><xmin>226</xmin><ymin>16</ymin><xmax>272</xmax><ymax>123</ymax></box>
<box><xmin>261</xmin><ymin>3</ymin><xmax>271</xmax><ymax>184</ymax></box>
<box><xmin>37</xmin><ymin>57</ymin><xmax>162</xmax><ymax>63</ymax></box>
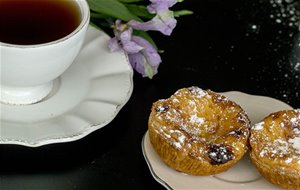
<box><xmin>142</xmin><ymin>91</ymin><xmax>293</xmax><ymax>190</ymax></box>
<box><xmin>0</xmin><ymin>26</ymin><xmax>133</xmax><ymax>147</ymax></box>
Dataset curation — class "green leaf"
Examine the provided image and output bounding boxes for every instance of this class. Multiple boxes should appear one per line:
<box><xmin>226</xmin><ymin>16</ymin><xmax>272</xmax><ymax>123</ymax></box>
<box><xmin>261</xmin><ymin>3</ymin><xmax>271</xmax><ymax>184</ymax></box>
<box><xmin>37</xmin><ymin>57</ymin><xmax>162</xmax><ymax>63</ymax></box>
<box><xmin>90</xmin><ymin>19</ymin><xmax>111</xmax><ymax>29</ymax></box>
<box><xmin>87</xmin><ymin>0</ymin><xmax>142</xmax><ymax>21</ymax></box>
<box><xmin>118</xmin><ymin>0</ymin><xmax>144</xmax><ymax>3</ymax></box>
<box><xmin>173</xmin><ymin>10</ymin><xmax>193</xmax><ymax>17</ymax></box>
<box><xmin>90</xmin><ymin>12</ymin><xmax>109</xmax><ymax>19</ymax></box>
<box><xmin>125</xmin><ymin>4</ymin><xmax>154</xmax><ymax>19</ymax></box>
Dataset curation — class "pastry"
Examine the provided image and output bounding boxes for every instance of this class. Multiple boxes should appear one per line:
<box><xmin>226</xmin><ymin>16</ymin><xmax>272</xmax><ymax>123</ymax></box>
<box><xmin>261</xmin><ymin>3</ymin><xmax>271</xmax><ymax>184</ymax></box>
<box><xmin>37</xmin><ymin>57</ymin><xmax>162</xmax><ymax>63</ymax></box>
<box><xmin>148</xmin><ymin>86</ymin><xmax>250</xmax><ymax>175</ymax></box>
<box><xmin>250</xmin><ymin>109</ymin><xmax>300</xmax><ymax>190</ymax></box>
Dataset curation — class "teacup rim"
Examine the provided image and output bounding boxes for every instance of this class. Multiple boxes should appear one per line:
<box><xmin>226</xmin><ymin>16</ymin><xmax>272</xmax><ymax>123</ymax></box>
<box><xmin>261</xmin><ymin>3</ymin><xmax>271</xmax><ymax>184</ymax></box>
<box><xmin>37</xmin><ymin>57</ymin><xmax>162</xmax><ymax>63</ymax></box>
<box><xmin>0</xmin><ymin>0</ymin><xmax>90</xmax><ymax>48</ymax></box>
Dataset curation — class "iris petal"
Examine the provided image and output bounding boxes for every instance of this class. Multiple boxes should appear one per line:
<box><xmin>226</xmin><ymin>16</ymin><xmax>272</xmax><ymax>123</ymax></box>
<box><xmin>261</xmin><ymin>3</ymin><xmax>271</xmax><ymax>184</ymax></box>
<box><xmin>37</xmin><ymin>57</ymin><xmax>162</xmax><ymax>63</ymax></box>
<box><xmin>108</xmin><ymin>37</ymin><xmax>121</xmax><ymax>52</ymax></box>
<box><xmin>128</xmin><ymin>11</ymin><xmax>177</xmax><ymax>36</ymax></box>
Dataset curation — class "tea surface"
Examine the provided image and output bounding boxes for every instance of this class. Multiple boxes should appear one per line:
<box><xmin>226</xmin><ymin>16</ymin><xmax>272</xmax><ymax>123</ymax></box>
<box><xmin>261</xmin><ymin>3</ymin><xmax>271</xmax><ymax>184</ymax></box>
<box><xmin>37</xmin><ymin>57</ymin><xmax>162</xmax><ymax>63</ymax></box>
<box><xmin>0</xmin><ymin>0</ymin><xmax>81</xmax><ymax>45</ymax></box>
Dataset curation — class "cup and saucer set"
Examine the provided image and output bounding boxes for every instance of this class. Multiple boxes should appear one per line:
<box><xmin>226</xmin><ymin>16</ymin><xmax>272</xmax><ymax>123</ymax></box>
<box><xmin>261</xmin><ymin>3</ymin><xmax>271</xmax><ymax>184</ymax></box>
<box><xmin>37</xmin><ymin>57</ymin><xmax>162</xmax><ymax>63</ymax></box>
<box><xmin>0</xmin><ymin>0</ymin><xmax>133</xmax><ymax>147</ymax></box>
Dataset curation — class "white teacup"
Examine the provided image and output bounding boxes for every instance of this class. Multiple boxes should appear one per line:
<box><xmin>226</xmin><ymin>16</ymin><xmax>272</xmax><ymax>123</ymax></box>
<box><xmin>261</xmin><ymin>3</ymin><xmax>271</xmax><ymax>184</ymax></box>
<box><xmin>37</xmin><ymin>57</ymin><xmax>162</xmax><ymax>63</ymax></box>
<box><xmin>0</xmin><ymin>0</ymin><xmax>90</xmax><ymax>105</ymax></box>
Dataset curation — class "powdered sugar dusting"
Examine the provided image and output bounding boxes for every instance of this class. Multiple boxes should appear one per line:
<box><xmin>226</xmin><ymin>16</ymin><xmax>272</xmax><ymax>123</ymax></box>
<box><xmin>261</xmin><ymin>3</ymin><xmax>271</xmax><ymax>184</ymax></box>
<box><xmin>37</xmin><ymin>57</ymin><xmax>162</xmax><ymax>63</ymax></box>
<box><xmin>190</xmin><ymin>114</ymin><xmax>205</xmax><ymax>125</ymax></box>
<box><xmin>285</xmin><ymin>157</ymin><xmax>293</xmax><ymax>163</ymax></box>
<box><xmin>188</xmin><ymin>86</ymin><xmax>207</xmax><ymax>99</ymax></box>
<box><xmin>174</xmin><ymin>142</ymin><xmax>182</xmax><ymax>149</ymax></box>
<box><xmin>290</xmin><ymin>110</ymin><xmax>300</xmax><ymax>125</ymax></box>
<box><xmin>291</xmin><ymin>117</ymin><xmax>297</xmax><ymax>123</ymax></box>
<box><xmin>253</xmin><ymin>121</ymin><xmax>265</xmax><ymax>130</ymax></box>
<box><xmin>178</xmin><ymin>133</ymin><xmax>186</xmax><ymax>143</ymax></box>
<box><xmin>289</xmin><ymin>137</ymin><xmax>300</xmax><ymax>153</ymax></box>
<box><xmin>259</xmin><ymin>139</ymin><xmax>289</xmax><ymax>158</ymax></box>
<box><xmin>293</xmin><ymin>127</ymin><xmax>300</xmax><ymax>134</ymax></box>
<box><xmin>180</xmin><ymin>123</ymin><xmax>201</xmax><ymax>137</ymax></box>
<box><xmin>228</xmin><ymin>131</ymin><xmax>236</xmax><ymax>135</ymax></box>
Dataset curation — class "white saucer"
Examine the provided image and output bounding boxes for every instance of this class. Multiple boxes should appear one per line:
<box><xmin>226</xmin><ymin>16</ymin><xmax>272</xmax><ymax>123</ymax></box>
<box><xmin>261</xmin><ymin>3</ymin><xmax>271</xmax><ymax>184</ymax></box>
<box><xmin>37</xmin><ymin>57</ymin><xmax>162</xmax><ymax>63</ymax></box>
<box><xmin>0</xmin><ymin>26</ymin><xmax>133</xmax><ymax>147</ymax></box>
<box><xmin>142</xmin><ymin>91</ymin><xmax>293</xmax><ymax>190</ymax></box>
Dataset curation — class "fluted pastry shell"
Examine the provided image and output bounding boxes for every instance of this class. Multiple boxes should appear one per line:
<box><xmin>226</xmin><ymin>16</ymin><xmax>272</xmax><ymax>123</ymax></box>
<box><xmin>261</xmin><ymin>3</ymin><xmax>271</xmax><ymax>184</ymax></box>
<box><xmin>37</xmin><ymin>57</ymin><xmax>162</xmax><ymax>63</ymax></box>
<box><xmin>250</xmin><ymin>109</ymin><xmax>300</xmax><ymax>190</ymax></box>
<box><xmin>148</xmin><ymin>87</ymin><xmax>250</xmax><ymax>175</ymax></box>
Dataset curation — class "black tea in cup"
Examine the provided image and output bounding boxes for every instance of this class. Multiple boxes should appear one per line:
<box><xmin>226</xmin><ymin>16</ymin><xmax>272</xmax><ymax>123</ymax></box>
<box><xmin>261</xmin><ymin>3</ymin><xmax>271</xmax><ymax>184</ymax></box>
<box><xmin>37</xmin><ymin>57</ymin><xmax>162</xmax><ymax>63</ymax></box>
<box><xmin>0</xmin><ymin>0</ymin><xmax>81</xmax><ymax>45</ymax></box>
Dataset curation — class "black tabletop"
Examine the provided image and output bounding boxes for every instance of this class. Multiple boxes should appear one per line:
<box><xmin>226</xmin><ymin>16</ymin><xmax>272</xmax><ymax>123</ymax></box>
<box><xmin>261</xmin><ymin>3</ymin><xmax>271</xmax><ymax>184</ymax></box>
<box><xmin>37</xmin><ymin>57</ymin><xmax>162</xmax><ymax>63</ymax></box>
<box><xmin>1</xmin><ymin>0</ymin><xmax>299</xmax><ymax>189</ymax></box>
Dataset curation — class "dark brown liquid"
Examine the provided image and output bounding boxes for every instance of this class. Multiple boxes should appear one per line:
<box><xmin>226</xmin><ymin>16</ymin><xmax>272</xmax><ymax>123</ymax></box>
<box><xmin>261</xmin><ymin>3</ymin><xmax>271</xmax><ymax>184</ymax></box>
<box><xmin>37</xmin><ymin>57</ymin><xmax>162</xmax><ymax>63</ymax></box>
<box><xmin>0</xmin><ymin>0</ymin><xmax>81</xmax><ymax>45</ymax></box>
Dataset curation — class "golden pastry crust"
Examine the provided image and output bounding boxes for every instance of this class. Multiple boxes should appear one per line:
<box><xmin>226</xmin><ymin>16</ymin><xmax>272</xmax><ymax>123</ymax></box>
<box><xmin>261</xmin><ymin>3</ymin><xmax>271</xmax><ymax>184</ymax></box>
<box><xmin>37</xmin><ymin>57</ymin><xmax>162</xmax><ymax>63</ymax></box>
<box><xmin>148</xmin><ymin>87</ymin><xmax>250</xmax><ymax>175</ymax></box>
<box><xmin>250</xmin><ymin>109</ymin><xmax>300</xmax><ymax>190</ymax></box>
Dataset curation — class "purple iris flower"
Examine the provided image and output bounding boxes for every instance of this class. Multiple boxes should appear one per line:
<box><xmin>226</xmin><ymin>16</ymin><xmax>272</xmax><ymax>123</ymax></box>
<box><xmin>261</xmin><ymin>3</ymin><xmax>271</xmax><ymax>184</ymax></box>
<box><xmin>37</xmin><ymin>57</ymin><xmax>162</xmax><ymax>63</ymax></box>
<box><xmin>128</xmin><ymin>0</ymin><xmax>180</xmax><ymax>36</ymax></box>
<box><xmin>108</xmin><ymin>20</ymin><xmax>161</xmax><ymax>78</ymax></box>
<box><xmin>128</xmin><ymin>12</ymin><xmax>177</xmax><ymax>36</ymax></box>
<box><xmin>147</xmin><ymin>0</ymin><xmax>178</xmax><ymax>13</ymax></box>
<box><xmin>128</xmin><ymin>36</ymin><xmax>161</xmax><ymax>78</ymax></box>
<box><xmin>108</xmin><ymin>20</ymin><xmax>143</xmax><ymax>53</ymax></box>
